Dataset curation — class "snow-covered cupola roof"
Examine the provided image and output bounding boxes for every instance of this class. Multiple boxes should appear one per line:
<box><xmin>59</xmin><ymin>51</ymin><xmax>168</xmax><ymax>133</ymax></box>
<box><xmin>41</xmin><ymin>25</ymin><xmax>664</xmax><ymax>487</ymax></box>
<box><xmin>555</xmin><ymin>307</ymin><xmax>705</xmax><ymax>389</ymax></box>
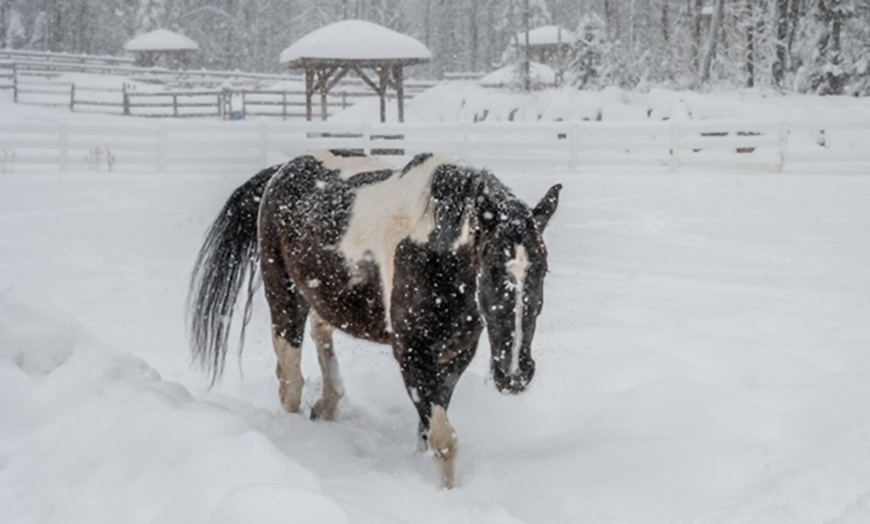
<box><xmin>512</xmin><ymin>25</ymin><xmax>577</xmax><ymax>47</ymax></box>
<box><xmin>124</xmin><ymin>29</ymin><xmax>200</xmax><ymax>52</ymax></box>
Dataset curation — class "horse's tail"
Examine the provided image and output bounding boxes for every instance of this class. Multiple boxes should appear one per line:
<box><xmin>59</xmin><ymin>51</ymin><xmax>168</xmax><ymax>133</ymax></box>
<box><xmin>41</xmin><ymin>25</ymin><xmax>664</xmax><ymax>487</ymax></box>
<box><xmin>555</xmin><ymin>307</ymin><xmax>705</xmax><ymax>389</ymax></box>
<box><xmin>187</xmin><ymin>164</ymin><xmax>282</xmax><ymax>383</ymax></box>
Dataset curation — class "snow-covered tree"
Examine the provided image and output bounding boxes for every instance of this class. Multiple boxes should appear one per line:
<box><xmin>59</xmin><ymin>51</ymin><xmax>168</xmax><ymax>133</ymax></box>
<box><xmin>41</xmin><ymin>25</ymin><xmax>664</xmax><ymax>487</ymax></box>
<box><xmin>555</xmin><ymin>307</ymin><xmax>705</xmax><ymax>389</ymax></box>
<box><xmin>27</xmin><ymin>11</ymin><xmax>47</xmax><ymax>50</ymax></box>
<box><xmin>569</xmin><ymin>12</ymin><xmax>609</xmax><ymax>89</ymax></box>
<box><xmin>136</xmin><ymin>0</ymin><xmax>167</xmax><ymax>34</ymax></box>
<box><xmin>4</xmin><ymin>5</ymin><xmax>25</xmax><ymax>48</ymax></box>
<box><xmin>794</xmin><ymin>0</ymin><xmax>857</xmax><ymax>94</ymax></box>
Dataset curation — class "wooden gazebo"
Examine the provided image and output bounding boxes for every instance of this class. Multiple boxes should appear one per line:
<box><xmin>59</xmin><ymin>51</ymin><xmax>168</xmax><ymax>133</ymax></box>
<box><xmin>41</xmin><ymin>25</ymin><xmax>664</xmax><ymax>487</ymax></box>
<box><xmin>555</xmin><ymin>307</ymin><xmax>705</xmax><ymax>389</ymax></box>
<box><xmin>124</xmin><ymin>29</ymin><xmax>199</xmax><ymax>69</ymax></box>
<box><xmin>511</xmin><ymin>25</ymin><xmax>576</xmax><ymax>84</ymax></box>
<box><xmin>280</xmin><ymin>20</ymin><xmax>431</xmax><ymax>122</ymax></box>
<box><xmin>512</xmin><ymin>25</ymin><xmax>576</xmax><ymax>63</ymax></box>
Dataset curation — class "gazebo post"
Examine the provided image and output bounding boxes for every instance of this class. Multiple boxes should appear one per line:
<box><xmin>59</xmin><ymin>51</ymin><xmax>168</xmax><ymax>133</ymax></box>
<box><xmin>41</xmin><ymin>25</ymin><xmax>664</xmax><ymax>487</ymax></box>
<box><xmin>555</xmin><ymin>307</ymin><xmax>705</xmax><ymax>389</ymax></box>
<box><xmin>318</xmin><ymin>70</ymin><xmax>329</xmax><ymax>121</ymax></box>
<box><xmin>304</xmin><ymin>67</ymin><xmax>314</xmax><ymax>121</ymax></box>
<box><xmin>393</xmin><ymin>65</ymin><xmax>405</xmax><ymax>123</ymax></box>
<box><xmin>377</xmin><ymin>66</ymin><xmax>390</xmax><ymax>123</ymax></box>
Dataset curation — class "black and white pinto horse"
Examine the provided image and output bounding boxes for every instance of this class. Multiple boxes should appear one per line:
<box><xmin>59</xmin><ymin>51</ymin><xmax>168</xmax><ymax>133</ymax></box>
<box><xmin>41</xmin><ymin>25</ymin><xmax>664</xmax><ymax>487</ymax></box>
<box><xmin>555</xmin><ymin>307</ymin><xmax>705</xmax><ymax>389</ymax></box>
<box><xmin>188</xmin><ymin>150</ymin><xmax>561</xmax><ymax>488</ymax></box>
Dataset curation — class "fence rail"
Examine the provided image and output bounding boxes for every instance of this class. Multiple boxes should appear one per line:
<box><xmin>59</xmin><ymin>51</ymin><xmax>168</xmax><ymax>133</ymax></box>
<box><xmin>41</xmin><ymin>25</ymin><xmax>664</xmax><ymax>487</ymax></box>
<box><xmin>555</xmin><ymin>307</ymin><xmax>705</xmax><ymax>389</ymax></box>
<box><xmin>5</xmin><ymin>60</ymin><xmax>436</xmax><ymax>119</ymax></box>
<box><xmin>1</xmin><ymin>120</ymin><xmax>868</xmax><ymax>175</ymax></box>
<box><xmin>12</xmin><ymin>75</ymin><xmax>407</xmax><ymax>119</ymax></box>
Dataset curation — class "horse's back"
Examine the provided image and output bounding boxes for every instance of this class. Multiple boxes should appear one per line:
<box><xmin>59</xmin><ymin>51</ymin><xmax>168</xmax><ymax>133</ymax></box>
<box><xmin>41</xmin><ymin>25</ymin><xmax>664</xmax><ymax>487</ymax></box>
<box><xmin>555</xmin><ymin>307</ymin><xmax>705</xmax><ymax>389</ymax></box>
<box><xmin>257</xmin><ymin>150</ymin><xmax>481</xmax><ymax>342</ymax></box>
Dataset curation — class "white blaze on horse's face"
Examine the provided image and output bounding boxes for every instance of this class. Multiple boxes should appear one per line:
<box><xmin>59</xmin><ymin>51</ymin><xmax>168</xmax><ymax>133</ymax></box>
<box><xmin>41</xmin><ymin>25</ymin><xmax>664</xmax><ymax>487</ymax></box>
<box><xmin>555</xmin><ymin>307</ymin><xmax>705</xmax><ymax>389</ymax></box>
<box><xmin>479</xmin><ymin>231</ymin><xmax>544</xmax><ymax>395</ymax></box>
<box><xmin>507</xmin><ymin>244</ymin><xmax>530</xmax><ymax>377</ymax></box>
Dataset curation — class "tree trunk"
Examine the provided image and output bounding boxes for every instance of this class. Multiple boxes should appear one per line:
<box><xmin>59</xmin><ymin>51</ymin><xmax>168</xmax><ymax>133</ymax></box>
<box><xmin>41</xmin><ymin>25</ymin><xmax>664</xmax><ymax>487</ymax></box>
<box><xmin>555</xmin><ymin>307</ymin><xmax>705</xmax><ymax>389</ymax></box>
<box><xmin>830</xmin><ymin>10</ymin><xmax>843</xmax><ymax>93</ymax></box>
<box><xmin>604</xmin><ymin>0</ymin><xmax>615</xmax><ymax>40</ymax></box>
<box><xmin>773</xmin><ymin>0</ymin><xmax>789</xmax><ymax>87</ymax></box>
<box><xmin>692</xmin><ymin>0</ymin><xmax>704</xmax><ymax>70</ymax></box>
<box><xmin>523</xmin><ymin>0</ymin><xmax>531</xmax><ymax>91</ymax></box>
<box><xmin>700</xmin><ymin>0</ymin><xmax>724</xmax><ymax>84</ymax></box>
<box><xmin>0</xmin><ymin>1</ymin><xmax>7</xmax><ymax>49</ymax></box>
<box><xmin>661</xmin><ymin>0</ymin><xmax>670</xmax><ymax>45</ymax></box>
<box><xmin>470</xmin><ymin>0</ymin><xmax>479</xmax><ymax>71</ymax></box>
<box><xmin>786</xmin><ymin>0</ymin><xmax>801</xmax><ymax>60</ymax></box>
<box><xmin>747</xmin><ymin>0</ymin><xmax>756</xmax><ymax>87</ymax></box>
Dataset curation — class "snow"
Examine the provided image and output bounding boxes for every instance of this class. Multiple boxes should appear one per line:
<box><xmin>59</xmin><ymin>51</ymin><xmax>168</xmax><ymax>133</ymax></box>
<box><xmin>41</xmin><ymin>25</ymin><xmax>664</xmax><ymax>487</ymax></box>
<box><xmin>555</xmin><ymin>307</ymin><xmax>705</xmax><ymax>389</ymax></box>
<box><xmin>280</xmin><ymin>20</ymin><xmax>431</xmax><ymax>65</ymax></box>
<box><xmin>513</xmin><ymin>25</ymin><xmax>576</xmax><ymax>46</ymax></box>
<box><xmin>2</xmin><ymin>89</ymin><xmax>870</xmax><ymax>523</ymax></box>
<box><xmin>479</xmin><ymin>62</ymin><xmax>557</xmax><ymax>88</ymax></box>
<box><xmin>335</xmin><ymin>82</ymin><xmax>870</xmax><ymax>124</ymax></box>
<box><xmin>124</xmin><ymin>29</ymin><xmax>200</xmax><ymax>52</ymax></box>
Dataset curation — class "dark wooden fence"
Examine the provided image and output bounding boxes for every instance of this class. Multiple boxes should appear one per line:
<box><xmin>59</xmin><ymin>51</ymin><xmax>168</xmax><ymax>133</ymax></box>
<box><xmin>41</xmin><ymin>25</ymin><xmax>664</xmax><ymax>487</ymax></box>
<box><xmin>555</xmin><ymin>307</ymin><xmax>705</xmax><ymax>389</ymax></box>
<box><xmin>1</xmin><ymin>49</ymin><xmax>436</xmax><ymax>119</ymax></box>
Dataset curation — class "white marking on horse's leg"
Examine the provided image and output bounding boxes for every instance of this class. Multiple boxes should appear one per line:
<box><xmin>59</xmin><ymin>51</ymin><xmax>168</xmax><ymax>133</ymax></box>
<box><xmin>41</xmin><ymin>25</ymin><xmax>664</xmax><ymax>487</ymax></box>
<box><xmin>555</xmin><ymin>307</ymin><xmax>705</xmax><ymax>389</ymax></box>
<box><xmin>428</xmin><ymin>405</ymin><xmax>458</xmax><ymax>489</ymax></box>
<box><xmin>309</xmin><ymin>310</ymin><xmax>344</xmax><ymax>420</ymax></box>
<box><xmin>272</xmin><ymin>328</ymin><xmax>304</xmax><ymax>413</ymax></box>
<box><xmin>507</xmin><ymin>244</ymin><xmax>530</xmax><ymax>376</ymax></box>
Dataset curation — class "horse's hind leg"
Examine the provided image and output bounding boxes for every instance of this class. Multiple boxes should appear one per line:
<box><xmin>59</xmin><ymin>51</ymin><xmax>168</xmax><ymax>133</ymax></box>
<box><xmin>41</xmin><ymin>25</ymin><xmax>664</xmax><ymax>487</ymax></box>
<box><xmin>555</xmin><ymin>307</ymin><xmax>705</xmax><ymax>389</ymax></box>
<box><xmin>260</xmin><ymin>235</ymin><xmax>309</xmax><ymax>414</ymax></box>
<box><xmin>308</xmin><ymin>310</ymin><xmax>344</xmax><ymax>421</ymax></box>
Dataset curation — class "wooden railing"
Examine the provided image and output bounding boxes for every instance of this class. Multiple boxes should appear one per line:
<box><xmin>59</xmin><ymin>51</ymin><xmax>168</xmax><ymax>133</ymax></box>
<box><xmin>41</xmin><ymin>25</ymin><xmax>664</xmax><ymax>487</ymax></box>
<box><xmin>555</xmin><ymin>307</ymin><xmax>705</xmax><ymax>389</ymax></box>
<box><xmin>3</xmin><ymin>54</ymin><xmax>436</xmax><ymax>119</ymax></box>
<box><xmin>1</xmin><ymin>120</ymin><xmax>867</xmax><ymax>175</ymax></box>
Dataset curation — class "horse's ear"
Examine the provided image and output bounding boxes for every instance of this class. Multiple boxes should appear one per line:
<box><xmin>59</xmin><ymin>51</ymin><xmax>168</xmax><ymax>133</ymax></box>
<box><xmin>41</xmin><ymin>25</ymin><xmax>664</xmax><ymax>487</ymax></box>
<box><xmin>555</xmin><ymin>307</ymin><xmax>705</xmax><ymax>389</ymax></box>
<box><xmin>472</xmin><ymin>180</ymin><xmax>498</xmax><ymax>233</ymax></box>
<box><xmin>533</xmin><ymin>183</ymin><xmax>562</xmax><ymax>231</ymax></box>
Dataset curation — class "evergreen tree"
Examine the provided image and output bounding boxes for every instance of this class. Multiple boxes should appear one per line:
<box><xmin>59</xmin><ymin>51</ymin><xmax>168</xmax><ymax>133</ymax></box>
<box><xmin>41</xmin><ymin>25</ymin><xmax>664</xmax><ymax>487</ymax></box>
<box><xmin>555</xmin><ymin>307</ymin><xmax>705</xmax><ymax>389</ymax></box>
<box><xmin>569</xmin><ymin>12</ymin><xmax>608</xmax><ymax>89</ymax></box>
<box><xmin>794</xmin><ymin>0</ymin><xmax>856</xmax><ymax>94</ymax></box>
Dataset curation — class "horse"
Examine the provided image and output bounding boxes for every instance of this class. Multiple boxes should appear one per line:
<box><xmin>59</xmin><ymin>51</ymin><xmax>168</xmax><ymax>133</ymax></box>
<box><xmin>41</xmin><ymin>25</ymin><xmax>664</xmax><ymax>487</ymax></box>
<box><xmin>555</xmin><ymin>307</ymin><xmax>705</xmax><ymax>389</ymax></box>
<box><xmin>187</xmin><ymin>149</ymin><xmax>561</xmax><ymax>488</ymax></box>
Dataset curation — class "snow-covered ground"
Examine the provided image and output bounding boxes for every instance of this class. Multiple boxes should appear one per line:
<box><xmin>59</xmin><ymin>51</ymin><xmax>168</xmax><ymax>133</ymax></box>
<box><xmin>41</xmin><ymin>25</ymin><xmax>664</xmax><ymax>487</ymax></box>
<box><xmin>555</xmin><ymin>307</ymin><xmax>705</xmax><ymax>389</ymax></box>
<box><xmin>2</xmin><ymin>89</ymin><xmax>870</xmax><ymax>523</ymax></box>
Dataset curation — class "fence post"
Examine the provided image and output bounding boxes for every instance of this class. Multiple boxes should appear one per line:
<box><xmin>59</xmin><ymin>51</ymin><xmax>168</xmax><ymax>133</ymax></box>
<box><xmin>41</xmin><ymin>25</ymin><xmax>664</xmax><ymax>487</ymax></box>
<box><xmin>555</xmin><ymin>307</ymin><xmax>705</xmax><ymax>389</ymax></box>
<box><xmin>122</xmin><ymin>83</ymin><xmax>130</xmax><ymax>115</ymax></box>
<box><xmin>69</xmin><ymin>83</ymin><xmax>75</xmax><ymax>112</ymax></box>
<box><xmin>173</xmin><ymin>94</ymin><xmax>178</xmax><ymax>117</ymax></box>
<box><xmin>362</xmin><ymin>123</ymin><xmax>371</xmax><ymax>155</ymax></box>
<box><xmin>669</xmin><ymin>123</ymin><xmax>680</xmax><ymax>173</ymax></box>
<box><xmin>282</xmin><ymin>91</ymin><xmax>287</xmax><ymax>120</ymax></box>
<box><xmin>258</xmin><ymin>121</ymin><xmax>268</xmax><ymax>167</ymax></box>
<box><xmin>59</xmin><ymin>124</ymin><xmax>69</xmax><ymax>171</ymax></box>
<box><xmin>12</xmin><ymin>62</ymin><xmax>18</xmax><ymax>103</ymax></box>
<box><xmin>158</xmin><ymin>122</ymin><xmax>168</xmax><ymax>172</ymax></box>
<box><xmin>568</xmin><ymin>123</ymin><xmax>580</xmax><ymax>171</ymax></box>
<box><xmin>778</xmin><ymin>122</ymin><xmax>789</xmax><ymax>173</ymax></box>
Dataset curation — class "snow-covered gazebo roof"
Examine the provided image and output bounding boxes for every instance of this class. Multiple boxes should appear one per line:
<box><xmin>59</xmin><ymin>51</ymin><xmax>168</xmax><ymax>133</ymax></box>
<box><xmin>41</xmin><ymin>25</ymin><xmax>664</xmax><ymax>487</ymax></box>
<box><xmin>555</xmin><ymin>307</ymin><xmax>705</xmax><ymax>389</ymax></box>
<box><xmin>512</xmin><ymin>25</ymin><xmax>577</xmax><ymax>48</ymax></box>
<box><xmin>124</xmin><ymin>29</ymin><xmax>199</xmax><ymax>69</ymax></box>
<box><xmin>480</xmin><ymin>62</ymin><xmax>557</xmax><ymax>89</ymax></box>
<box><xmin>280</xmin><ymin>20</ymin><xmax>431</xmax><ymax>122</ymax></box>
<box><xmin>280</xmin><ymin>20</ymin><xmax>430</xmax><ymax>66</ymax></box>
<box><xmin>124</xmin><ymin>29</ymin><xmax>199</xmax><ymax>53</ymax></box>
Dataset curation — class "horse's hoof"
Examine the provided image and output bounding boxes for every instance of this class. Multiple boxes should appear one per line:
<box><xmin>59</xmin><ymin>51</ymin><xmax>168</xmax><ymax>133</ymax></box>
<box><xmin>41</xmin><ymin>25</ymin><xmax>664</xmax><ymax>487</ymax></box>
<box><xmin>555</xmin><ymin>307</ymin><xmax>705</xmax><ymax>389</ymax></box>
<box><xmin>309</xmin><ymin>398</ymin><xmax>338</xmax><ymax>421</ymax></box>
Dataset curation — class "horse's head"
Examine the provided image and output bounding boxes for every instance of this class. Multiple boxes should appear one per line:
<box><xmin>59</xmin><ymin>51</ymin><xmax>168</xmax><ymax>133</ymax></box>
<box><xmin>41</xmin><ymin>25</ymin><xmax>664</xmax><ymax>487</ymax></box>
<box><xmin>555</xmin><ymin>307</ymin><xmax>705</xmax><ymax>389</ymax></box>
<box><xmin>474</xmin><ymin>182</ymin><xmax>561</xmax><ymax>394</ymax></box>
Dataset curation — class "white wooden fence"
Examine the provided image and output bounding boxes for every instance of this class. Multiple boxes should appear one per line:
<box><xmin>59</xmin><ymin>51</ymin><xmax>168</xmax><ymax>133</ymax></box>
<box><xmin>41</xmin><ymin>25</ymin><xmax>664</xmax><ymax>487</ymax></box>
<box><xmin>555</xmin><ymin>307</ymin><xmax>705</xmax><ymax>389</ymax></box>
<box><xmin>1</xmin><ymin>119</ymin><xmax>868</xmax><ymax>175</ymax></box>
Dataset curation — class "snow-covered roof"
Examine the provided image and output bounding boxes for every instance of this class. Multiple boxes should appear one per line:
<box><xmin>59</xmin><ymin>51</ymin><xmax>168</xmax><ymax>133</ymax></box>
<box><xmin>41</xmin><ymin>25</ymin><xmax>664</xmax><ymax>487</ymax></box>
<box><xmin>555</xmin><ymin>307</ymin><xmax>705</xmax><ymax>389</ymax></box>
<box><xmin>280</xmin><ymin>20</ymin><xmax>431</xmax><ymax>65</ymax></box>
<box><xmin>513</xmin><ymin>25</ymin><xmax>577</xmax><ymax>47</ymax></box>
<box><xmin>124</xmin><ymin>29</ymin><xmax>199</xmax><ymax>52</ymax></box>
<box><xmin>479</xmin><ymin>62</ymin><xmax>557</xmax><ymax>87</ymax></box>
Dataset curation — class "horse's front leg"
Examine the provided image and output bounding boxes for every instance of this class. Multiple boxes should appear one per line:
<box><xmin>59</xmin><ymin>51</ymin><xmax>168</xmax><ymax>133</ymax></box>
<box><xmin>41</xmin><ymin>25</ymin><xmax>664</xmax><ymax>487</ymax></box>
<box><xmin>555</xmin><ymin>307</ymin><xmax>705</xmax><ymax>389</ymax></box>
<box><xmin>397</xmin><ymin>339</ymin><xmax>477</xmax><ymax>489</ymax></box>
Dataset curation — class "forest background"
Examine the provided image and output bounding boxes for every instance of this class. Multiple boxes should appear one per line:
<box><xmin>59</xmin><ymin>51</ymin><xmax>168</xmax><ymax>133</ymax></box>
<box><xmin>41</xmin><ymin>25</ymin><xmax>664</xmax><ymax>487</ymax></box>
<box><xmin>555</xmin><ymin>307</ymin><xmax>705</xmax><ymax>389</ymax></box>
<box><xmin>1</xmin><ymin>0</ymin><xmax>868</xmax><ymax>95</ymax></box>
